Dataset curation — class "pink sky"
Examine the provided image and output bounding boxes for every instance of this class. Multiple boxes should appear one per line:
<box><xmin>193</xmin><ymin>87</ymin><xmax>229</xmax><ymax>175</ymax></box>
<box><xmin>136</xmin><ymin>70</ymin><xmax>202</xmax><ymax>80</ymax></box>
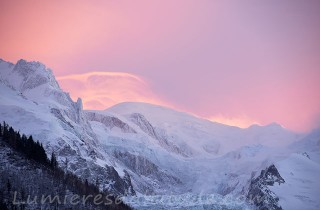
<box><xmin>1</xmin><ymin>0</ymin><xmax>320</xmax><ymax>132</ymax></box>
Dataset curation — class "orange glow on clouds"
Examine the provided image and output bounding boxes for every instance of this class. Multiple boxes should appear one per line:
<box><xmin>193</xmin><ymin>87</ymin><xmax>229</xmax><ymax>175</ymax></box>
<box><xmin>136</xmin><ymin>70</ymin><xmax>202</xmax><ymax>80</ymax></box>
<box><xmin>1</xmin><ymin>0</ymin><xmax>319</xmax><ymax>132</ymax></box>
<box><xmin>58</xmin><ymin>72</ymin><xmax>260</xmax><ymax>128</ymax></box>
<box><xmin>57</xmin><ymin>72</ymin><xmax>168</xmax><ymax>110</ymax></box>
<box><xmin>209</xmin><ymin>115</ymin><xmax>260</xmax><ymax>129</ymax></box>
<box><xmin>57</xmin><ymin>71</ymin><xmax>318</xmax><ymax>132</ymax></box>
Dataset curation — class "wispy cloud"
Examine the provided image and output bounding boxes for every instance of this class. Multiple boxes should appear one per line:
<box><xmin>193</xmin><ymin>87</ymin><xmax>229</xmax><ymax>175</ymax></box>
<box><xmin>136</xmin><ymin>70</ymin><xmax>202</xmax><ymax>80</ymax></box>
<box><xmin>57</xmin><ymin>72</ymin><xmax>168</xmax><ymax>110</ymax></box>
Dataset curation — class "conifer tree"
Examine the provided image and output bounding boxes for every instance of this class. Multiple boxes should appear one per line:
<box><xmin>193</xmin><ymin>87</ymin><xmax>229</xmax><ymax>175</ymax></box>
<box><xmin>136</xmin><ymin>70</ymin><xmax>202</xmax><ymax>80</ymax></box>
<box><xmin>50</xmin><ymin>152</ymin><xmax>58</xmax><ymax>169</ymax></box>
<box><xmin>0</xmin><ymin>122</ymin><xmax>2</xmax><ymax>136</ymax></box>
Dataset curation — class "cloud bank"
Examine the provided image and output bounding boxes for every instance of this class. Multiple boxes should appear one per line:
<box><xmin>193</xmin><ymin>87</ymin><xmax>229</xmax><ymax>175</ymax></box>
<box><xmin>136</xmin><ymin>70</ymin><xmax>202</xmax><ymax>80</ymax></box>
<box><xmin>57</xmin><ymin>72</ymin><xmax>168</xmax><ymax>110</ymax></box>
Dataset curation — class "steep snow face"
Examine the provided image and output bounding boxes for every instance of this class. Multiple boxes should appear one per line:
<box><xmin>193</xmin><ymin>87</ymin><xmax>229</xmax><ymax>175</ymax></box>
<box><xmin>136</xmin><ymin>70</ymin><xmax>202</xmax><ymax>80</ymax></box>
<box><xmin>1</xmin><ymin>58</ymin><xmax>319</xmax><ymax>209</ymax></box>
<box><xmin>269</xmin><ymin>152</ymin><xmax>320</xmax><ymax>210</ymax></box>
<box><xmin>266</xmin><ymin>130</ymin><xmax>320</xmax><ymax>210</ymax></box>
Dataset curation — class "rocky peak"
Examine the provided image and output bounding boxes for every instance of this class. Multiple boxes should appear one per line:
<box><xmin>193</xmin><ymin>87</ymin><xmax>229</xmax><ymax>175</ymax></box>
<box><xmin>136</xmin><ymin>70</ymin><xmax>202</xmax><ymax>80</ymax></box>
<box><xmin>9</xmin><ymin>59</ymin><xmax>60</xmax><ymax>92</ymax></box>
<box><xmin>13</xmin><ymin>59</ymin><xmax>43</xmax><ymax>76</ymax></box>
<box><xmin>247</xmin><ymin>164</ymin><xmax>285</xmax><ymax>210</ymax></box>
<box><xmin>262</xmin><ymin>164</ymin><xmax>285</xmax><ymax>186</ymax></box>
<box><xmin>75</xmin><ymin>98</ymin><xmax>83</xmax><ymax>112</ymax></box>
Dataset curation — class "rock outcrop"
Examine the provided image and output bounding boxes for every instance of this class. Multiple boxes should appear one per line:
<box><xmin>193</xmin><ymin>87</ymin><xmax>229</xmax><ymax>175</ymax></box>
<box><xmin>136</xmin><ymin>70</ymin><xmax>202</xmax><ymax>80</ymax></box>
<box><xmin>247</xmin><ymin>164</ymin><xmax>285</xmax><ymax>210</ymax></box>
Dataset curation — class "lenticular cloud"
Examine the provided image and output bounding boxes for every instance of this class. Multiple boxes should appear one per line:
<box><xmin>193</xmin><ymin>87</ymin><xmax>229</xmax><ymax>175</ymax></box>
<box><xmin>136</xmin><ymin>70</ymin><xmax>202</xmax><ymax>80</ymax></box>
<box><xmin>57</xmin><ymin>72</ymin><xmax>167</xmax><ymax>110</ymax></box>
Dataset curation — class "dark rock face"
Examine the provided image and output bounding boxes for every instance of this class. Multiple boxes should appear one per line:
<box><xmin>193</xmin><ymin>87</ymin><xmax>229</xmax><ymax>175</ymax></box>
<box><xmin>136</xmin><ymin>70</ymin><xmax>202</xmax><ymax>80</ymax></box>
<box><xmin>104</xmin><ymin>166</ymin><xmax>136</xmax><ymax>196</ymax></box>
<box><xmin>114</xmin><ymin>151</ymin><xmax>159</xmax><ymax>177</ymax></box>
<box><xmin>247</xmin><ymin>164</ymin><xmax>285</xmax><ymax>210</ymax></box>
<box><xmin>51</xmin><ymin>108</ymin><xmax>74</xmax><ymax>129</ymax></box>
<box><xmin>113</xmin><ymin>150</ymin><xmax>182</xmax><ymax>195</ymax></box>
<box><xmin>129</xmin><ymin>113</ymin><xmax>192</xmax><ymax>157</ymax></box>
<box><xmin>86</xmin><ymin>112</ymin><xmax>136</xmax><ymax>133</ymax></box>
<box><xmin>60</xmin><ymin>156</ymin><xmax>135</xmax><ymax>196</ymax></box>
<box><xmin>129</xmin><ymin>113</ymin><xmax>158</xmax><ymax>139</ymax></box>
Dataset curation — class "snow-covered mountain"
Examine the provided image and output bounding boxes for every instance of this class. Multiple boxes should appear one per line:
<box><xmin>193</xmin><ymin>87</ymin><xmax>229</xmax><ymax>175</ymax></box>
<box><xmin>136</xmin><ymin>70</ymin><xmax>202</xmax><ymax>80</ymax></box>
<box><xmin>0</xmin><ymin>58</ymin><xmax>319</xmax><ymax>209</ymax></box>
<box><xmin>0</xmin><ymin>58</ymin><xmax>135</xmax><ymax>196</ymax></box>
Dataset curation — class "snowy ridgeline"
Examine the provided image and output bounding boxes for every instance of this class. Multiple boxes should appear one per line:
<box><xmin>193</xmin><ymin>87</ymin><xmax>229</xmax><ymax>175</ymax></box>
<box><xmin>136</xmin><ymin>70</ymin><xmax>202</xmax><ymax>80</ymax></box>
<box><xmin>123</xmin><ymin>194</ymin><xmax>253</xmax><ymax>210</ymax></box>
<box><xmin>0</xmin><ymin>58</ymin><xmax>320</xmax><ymax>210</ymax></box>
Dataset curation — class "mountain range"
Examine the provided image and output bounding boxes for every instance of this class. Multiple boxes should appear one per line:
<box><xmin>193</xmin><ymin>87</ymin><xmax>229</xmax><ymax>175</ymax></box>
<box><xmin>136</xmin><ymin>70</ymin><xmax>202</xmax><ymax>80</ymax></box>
<box><xmin>0</xmin><ymin>58</ymin><xmax>319</xmax><ymax>210</ymax></box>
